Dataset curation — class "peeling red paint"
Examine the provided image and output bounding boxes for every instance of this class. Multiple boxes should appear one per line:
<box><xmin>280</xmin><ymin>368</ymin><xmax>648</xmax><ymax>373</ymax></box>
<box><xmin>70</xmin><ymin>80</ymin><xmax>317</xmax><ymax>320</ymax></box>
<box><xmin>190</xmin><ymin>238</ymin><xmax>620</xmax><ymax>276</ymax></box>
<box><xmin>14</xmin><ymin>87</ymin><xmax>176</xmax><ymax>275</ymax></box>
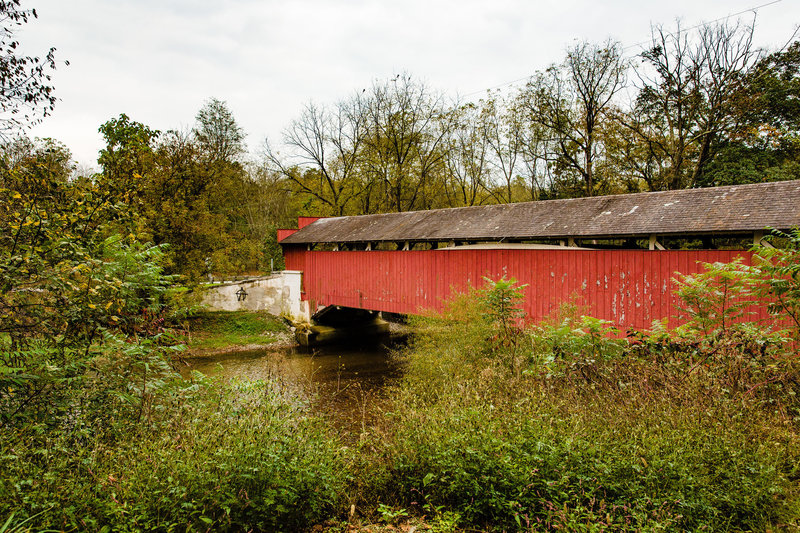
<box><xmin>282</xmin><ymin>247</ymin><xmax>780</xmax><ymax>331</ymax></box>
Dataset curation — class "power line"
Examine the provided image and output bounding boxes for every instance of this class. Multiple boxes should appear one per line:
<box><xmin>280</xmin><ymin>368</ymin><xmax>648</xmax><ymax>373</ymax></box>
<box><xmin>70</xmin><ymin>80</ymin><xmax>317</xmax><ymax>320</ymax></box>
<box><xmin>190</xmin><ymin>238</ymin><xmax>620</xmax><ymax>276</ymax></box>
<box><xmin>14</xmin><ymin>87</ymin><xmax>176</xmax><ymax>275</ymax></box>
<box><xmin>621</xmin><ymin>0</ymin><xmax>784</xmax><ymax>52</ymax></box>
<box><xmin>461</xmin><ymin>0</ymin><xmax>785</xmax><ymax>98</ymax></box>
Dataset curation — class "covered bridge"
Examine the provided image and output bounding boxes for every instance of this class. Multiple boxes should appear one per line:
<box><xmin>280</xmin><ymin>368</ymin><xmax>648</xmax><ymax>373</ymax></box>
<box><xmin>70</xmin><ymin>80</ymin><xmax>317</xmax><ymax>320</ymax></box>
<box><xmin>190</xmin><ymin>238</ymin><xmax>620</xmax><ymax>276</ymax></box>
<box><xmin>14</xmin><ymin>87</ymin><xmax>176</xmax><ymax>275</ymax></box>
<box><xmin>279</xmin><ymin>181</ymin><xmax>800</xmax><ymax>329</ymax></box>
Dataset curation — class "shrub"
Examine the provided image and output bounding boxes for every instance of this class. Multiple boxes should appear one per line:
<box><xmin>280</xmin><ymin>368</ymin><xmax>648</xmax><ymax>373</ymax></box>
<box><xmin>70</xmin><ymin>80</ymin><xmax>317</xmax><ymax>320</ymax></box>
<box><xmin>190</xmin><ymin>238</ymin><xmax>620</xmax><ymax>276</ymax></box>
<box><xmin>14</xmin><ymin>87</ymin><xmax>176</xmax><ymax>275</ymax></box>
<box><xmin>0</xmin><ymin>376</ymin><xmax>348</xmax><ymax>532</ymax></box>
<box><xmin>373</xmin><ymin>277</ymin><xmax>800</xmax><ymax>531</ymax></box>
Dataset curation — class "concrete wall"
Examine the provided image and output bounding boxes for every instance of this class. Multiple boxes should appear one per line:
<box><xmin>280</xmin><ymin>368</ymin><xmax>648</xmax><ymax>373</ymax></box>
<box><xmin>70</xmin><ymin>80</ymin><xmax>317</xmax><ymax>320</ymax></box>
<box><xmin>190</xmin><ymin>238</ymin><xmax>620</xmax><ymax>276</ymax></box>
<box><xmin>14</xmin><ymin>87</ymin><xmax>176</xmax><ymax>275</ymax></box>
<box><xmin>199</xmin><ymin>271</ymin><xmax>307</xmax><ymax>320</ymax></box>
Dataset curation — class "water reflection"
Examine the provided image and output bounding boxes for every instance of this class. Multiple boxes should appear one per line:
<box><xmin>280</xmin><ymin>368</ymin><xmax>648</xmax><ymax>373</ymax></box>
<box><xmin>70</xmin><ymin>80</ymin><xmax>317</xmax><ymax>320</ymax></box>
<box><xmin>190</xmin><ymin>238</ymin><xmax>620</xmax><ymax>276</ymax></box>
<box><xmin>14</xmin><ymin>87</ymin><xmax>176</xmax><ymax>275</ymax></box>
<box><xmin>180</xmin><ymin>340</ymin><xmax>406</xmax><ymax>437</ymax></box>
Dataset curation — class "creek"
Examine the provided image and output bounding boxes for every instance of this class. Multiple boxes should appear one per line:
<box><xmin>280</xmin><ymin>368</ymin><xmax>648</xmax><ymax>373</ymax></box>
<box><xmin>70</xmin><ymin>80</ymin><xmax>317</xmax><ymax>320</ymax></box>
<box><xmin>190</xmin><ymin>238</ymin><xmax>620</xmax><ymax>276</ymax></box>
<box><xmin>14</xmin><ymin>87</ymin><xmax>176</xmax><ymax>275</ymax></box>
<box><xmin>180</xmin><ymin>339</ymin><xmax>406</xmax><ymax>437</ymax></box>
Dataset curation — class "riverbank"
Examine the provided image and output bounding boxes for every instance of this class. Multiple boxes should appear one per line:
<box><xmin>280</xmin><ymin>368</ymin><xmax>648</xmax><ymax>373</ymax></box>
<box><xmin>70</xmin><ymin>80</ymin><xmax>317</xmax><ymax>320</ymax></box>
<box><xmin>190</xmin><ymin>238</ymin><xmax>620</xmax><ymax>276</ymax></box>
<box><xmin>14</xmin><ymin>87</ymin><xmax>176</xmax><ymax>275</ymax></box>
<box><xmin>182</xmin><ymin>310</ymin><xmax>294</xmax><ymax>355</ymax></box>
<box><xmin>3</xmin><ymin>289</ymin><xmax>799</xmax><ymax>531</ymax></box>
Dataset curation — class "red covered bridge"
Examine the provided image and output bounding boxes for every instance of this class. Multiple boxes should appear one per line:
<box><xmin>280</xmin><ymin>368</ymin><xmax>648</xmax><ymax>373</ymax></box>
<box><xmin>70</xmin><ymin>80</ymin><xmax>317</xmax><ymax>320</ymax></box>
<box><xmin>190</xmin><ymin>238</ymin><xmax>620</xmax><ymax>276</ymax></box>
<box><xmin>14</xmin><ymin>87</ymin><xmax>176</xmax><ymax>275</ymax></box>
<box><xmin>279</xmin><ymin>181</ymin><xmax>800</xmax><ymax>330</ymax></box>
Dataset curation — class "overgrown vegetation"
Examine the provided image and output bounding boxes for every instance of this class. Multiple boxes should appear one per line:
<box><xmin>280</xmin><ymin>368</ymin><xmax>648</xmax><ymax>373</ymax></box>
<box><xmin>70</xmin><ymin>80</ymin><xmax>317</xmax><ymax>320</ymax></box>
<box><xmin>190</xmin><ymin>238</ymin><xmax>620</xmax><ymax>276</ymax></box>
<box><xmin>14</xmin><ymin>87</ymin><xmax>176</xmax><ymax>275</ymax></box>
<box><xmin>357</xmin><ymin>235</ymin><xmax>800</xmax><ymax>531</ymax></box>
<box><xmin>0</xmin><ymin>373</ymin><xmax>348</xmax><ymax>531</ymax></box>
<box><xmin>2</xmin><ymin>4</ymin><xmax>800</xmax><ymax>527</ymax></box>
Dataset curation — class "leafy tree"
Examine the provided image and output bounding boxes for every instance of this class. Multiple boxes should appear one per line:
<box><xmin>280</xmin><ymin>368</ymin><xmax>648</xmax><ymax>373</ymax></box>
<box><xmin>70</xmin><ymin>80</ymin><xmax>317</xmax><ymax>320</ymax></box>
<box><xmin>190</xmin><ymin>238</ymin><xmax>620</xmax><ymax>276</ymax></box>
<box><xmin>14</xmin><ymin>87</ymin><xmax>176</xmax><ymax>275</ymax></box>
<box><xmin>94</xmin><ymin>103</ymin><xmax>274</xmax><ymax>281</ymax></box>
<box><xmin>481</xmin><ymin>277</ymin><xmax>528</xmax><ymax>375</ymax></box>
<box><xmin>673</xmin><ymin>258</ymin><xmax>755</xmax><ymax>337</ymax></box>
<box><xmin>0</xmin><ymin>159</ymin><xmax>173</xmax><ymax>423</ymax></box>
<box><xmin>0</xmin><ymin>135</ymin><xmax>74</xmax><ymax>189</ymax></box>
<box><xmin>0</xmin><ymin>1</ymin><xmax>65</xmax><ymax>137</ymax></box>
<box><xmin>97</xmin><ymin>113</ymin><xmax>160</xmax><ymax>207</ymax></box>
<box><xmin>699</xmin><ymin>41</ymin><xmax>800</xmax><ymax>186</ymax></box>
<box><xmin>194</xmin><ymin>96</ymin><xmax>246</xmax><ymax>163</ymax></box>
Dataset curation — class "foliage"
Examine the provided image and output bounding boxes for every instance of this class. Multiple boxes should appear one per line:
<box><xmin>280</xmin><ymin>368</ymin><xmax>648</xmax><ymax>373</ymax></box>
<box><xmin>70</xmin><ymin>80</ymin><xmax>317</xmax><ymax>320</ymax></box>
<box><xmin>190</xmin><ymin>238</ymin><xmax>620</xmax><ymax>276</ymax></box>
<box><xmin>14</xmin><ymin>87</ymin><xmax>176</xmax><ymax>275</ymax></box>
<box><xmin>751</xmin><ymin>228</ymin><xmax>800</xmax><ymax>340</ymax></box>
<box><xmin>673</xmin><ymin>257</ymin><xmax>756</xmax><ymax>337</ymax></box>
<box><xmin>95</xmin><ymin>105</ymin><xmax>281</xmax><ymax>281</ymax></box>
<box><xmin>529</xmin><ymin>313</ymin><xmax>627</xmax><ymax>373</ymax></box>
<box><xmin>0</xmin><ymin>1</ymin><xmax>65</xmax><ymax>136</ymax></box>
<box><xmin>369</xmin><ymin>273</ymin><xmax>800</xmax><ymax>531</ymax></box>
<box><xmin>0</xmin><ymin>376</ymin><xmax>347</xmax><ymax>532</ymax></box>
<box><xmin>194</xmin><ymin>97</ymin><xmax>246</xmax><ymax>163</ymax></box>
<box><xmin>482</xmin><ymin>276</ymin><xmax>527</xmax><ymax>374</ymax></box>
<box><xmin>0</xmin><ymin>168</ymin><xmax>170</xmax><ymax>351</ymax></box>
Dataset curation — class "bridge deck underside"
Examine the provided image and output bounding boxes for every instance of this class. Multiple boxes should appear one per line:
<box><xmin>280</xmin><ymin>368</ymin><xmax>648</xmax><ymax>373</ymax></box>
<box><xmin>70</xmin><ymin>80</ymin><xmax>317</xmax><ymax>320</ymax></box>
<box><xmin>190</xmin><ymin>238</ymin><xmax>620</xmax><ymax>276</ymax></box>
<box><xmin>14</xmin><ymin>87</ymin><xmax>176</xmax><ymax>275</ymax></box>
<box><xmin>284</xmin><ymin>248</ymin><xmax>772</xmax><ymax>331</ymax></box>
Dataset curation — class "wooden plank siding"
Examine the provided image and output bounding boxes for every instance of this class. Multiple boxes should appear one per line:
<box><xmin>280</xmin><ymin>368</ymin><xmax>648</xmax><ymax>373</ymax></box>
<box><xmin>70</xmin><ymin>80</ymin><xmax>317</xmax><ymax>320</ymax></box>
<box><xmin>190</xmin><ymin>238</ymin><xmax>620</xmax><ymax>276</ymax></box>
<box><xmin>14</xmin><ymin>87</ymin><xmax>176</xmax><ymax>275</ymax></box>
<box><xmin>283</xmin><ymin>247</ymin><xmax>777</xmax><ymax>331</ymax></box>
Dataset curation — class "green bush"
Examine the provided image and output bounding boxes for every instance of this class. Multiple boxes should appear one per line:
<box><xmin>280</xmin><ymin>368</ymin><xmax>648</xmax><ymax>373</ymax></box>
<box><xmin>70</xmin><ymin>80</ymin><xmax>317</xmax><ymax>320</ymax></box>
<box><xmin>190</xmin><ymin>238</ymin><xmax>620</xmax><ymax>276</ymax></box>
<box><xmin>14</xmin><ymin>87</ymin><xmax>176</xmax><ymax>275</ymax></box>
<box><xmin>386</xmin><ymin>400</ymin><xmax>798</xmax><ymax>530</ymax></box>
<box><xmin>0</xmin><ymin>376</ymin><xmax>348</xmax><ymax>532</ymax></box>
<box><xmin>372</xmin><ymin>277</ymin><xmax>800</xmax><ymax>531</ymax></box>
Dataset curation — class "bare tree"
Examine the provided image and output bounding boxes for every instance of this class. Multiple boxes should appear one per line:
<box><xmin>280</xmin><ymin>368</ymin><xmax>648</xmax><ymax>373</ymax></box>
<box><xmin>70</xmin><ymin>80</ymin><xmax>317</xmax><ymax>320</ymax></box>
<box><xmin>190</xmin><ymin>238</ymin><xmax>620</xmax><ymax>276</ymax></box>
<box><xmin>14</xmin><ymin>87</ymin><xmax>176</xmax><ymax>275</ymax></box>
<box><xmin>520</xmin><ymin>40</ymin><xmax>627</xmax><ymax>196</ymax></box>
<box><xmin>517</xmin><ymin>112</ymin><xmax>555</xmax><ymax>200</ymax></box>
<box><xmin>479</xmin><ymin>93</ymin><xmax>525</xmax><ymax>203</ymax></box>
<box><xmin>0</xmin><ymin>2</ymin><xmax>64</xmax><ymax>138</ymax></box>
<box><xmin>443</xmin><ymin>103</ymin><xmax>491</xmax><ymax>206</ymax></box>
<box><xmin>360</xmin><ymin>74</ymin><xmax>454</xmax><ymax>212</ymax></box>
<box><xmin>620</xmin><ymin>19</ymin><xmax>763</xmax><ymax>190</ymax></box>
<box><xmin>263</xmin><ymin>96</ymin><xmax>367</xmax><ymax>216</ymax></box>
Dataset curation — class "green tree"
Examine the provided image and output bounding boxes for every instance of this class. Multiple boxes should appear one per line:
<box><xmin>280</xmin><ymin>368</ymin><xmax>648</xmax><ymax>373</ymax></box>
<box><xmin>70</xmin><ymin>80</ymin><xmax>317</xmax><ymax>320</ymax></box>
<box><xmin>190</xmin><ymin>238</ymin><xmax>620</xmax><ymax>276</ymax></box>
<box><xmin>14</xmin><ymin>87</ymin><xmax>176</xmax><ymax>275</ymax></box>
<box><xmin>194</xmin><ymin>96</ymin><xmax>246</xmax><ymax>163</ymax></box>
<box><xmin>0</xmin><ymin>136</ymin><xmax>75</xmax><ymax>190</ymax></box>
<box><xmin>699</xmin><ymin>41</ymin><xmax>800</xmax><ymax>186</ymax></box>
<box><xmin>97</xmin><ymin>113</ymin><xmax>159</xmax><ymax>211</ymax></box>
<box><xmin>479</xmin><ymin>93</ymin><xmax>526</xmax><ymax>203</ymax></box>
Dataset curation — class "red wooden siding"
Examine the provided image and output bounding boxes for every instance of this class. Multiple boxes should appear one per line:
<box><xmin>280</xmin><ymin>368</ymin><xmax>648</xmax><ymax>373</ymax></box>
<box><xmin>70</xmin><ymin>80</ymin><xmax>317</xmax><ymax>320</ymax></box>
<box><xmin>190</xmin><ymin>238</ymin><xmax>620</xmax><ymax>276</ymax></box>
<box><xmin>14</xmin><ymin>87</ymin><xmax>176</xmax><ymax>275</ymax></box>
<box><xmin>284</xmin><ymin>248</ymin><xmax>773</xmax><ymax>331</ymax></box>
<box><xmin>298</xmin><ymin>216</ymin><xmax>323</xmax><ymax>229</ymax></box>
<box><xmin>277</xmin><ymin>229</ymin><xmax>298</xmax><ymax>242</ymax></box>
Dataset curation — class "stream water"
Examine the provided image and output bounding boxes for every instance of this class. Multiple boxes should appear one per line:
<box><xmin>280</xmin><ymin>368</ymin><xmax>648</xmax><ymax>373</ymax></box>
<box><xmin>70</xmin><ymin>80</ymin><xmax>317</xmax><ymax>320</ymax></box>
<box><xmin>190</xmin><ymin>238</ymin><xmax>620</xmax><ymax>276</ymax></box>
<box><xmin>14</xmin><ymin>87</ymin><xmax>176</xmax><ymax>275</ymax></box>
<box><xmin>180</xmin><ymin>339</ymin><xmax>406</xmax><ymax>437</ymax></box>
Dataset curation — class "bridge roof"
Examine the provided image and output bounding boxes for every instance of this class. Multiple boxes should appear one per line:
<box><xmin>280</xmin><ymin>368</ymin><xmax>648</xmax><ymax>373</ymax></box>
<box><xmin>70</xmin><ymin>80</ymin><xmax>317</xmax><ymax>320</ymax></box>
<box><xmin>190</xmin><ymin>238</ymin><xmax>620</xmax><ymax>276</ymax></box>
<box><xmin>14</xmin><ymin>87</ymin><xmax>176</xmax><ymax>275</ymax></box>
<box><xmin>280</xmin><ymin>180</ymin><xmax>800</xmax><ymax>244</ymax></box>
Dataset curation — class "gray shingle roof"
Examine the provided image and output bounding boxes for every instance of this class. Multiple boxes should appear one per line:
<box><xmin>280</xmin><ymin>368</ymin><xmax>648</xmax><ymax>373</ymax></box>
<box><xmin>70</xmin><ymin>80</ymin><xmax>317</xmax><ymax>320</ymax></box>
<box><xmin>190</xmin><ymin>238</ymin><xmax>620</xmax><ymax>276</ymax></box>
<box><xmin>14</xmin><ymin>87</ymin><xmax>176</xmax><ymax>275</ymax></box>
<box><xmin>280</xmin><ymin>180</ymin><xmax>800</xmax><ymax>244</ymax></box>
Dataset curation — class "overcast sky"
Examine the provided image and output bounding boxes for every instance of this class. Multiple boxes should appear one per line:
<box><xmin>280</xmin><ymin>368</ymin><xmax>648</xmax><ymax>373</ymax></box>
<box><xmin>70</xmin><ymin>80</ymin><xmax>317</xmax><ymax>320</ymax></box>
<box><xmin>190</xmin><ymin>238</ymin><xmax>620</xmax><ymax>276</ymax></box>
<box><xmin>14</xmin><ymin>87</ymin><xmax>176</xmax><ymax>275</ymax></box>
<box><xmin>16</xmin><ymin>0</ymin><xmax>800</xmax><ymax>168</ymax></box>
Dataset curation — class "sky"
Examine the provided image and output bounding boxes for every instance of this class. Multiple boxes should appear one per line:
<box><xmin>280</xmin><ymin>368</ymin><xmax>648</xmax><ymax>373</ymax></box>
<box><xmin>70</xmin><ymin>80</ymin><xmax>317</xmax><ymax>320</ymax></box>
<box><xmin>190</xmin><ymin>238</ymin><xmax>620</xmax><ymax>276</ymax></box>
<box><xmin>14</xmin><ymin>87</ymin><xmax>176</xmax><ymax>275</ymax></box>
<box><xmin>14</xmin><ymin>0</ymin><xmax>800</xmax><ymax>168</ymax></box>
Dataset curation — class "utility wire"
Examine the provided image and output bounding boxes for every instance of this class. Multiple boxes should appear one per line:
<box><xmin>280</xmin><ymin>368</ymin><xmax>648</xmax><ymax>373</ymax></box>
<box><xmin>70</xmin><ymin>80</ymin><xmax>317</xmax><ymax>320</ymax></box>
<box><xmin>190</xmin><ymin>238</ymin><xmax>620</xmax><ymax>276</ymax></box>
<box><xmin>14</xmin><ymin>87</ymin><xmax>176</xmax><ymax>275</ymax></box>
<box><xmin>621</xmin><ymin>0</ymin><xmax>784</xmax><ymax>52</ymax></box>
<box><xmin>461</xmin><ymin>0</ymin><xmax>786</xmax><ymax>98</ymax></box>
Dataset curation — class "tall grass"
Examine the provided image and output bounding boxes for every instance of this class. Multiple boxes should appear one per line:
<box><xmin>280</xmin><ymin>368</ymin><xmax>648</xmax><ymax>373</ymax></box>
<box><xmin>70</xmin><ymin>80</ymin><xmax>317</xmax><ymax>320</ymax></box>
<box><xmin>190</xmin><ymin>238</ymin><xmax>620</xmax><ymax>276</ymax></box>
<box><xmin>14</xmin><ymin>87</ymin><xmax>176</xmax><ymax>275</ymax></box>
<box><xmin>4</xmin><ymin>244</ymin><xmax>800</xmax><ymax>531</ymax></box>
<box><xmin>0</xmin><ymin>373</ymin><xmax>347</xmax><ymax>531</ymax></box>
<box><xmin>368</xmin><ymin>281</ymin><xmax>800</xmax><ymax>531</ymax></box>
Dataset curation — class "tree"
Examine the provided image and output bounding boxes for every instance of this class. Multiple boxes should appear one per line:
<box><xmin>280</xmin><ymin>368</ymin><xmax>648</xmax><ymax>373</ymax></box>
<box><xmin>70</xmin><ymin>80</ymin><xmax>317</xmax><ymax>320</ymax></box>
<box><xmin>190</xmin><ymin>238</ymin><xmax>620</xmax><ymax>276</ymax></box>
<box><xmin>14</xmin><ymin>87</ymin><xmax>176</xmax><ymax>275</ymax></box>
<box><xmin>520</xmin><ymin>40</ymin><xmax>627</xmax><ymax>196</ymax></box>
<box><xmin>0</xmin><ymin>135</ymin><xmax>74</xmax><ymax>189</ymax></box>
<box><xmin>0</xmin><ymin>1</ymin><xmax>64</xmax><ymax>137</ymax></box>
<box><xmin>479</xmin><ymin>93</ymin><xmax>525</xmax><ymax>203</ymax></box>
<box><xmin>443</xmin><ymin>102</ymin><xmax>491</xmax><ymax>207</ymax></box>
<box><xmin>360</xmin><ymin>74</ymin><xmax>454</xmax><ymax>212</ymax></box>
<box><xmin>97</xmin><ymin>114</ymin><xmax>159</xmax><ymax>196</ymax></box>
<box><xmin>264</xmin><ymin>97</ymin><xmax>367</xmax><ymax>216</ymax></box>
<box><xmin>698</xmin><ymin>40</ymin><xmax>800</xmax><ymax>186</ymax></box>
<box><xmin>621</xmin><ymin>20</ymin><xmax>764</xmax><ymax>190</ymax></box>
<box><xmin>194</xmin><ymin>97</ymin><xmax>246</xmax><ymax>163</ymax></box>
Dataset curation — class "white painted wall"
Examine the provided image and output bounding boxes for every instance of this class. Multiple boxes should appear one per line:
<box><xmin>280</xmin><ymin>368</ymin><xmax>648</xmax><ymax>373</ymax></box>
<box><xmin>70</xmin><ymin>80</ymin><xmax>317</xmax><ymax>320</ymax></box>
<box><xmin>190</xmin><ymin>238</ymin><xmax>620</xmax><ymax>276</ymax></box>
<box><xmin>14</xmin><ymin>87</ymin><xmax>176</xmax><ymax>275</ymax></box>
<box><xmin>199</xmin><ymin>271</ymin><xmax>308</xmax><ymax>320</ymax></box>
